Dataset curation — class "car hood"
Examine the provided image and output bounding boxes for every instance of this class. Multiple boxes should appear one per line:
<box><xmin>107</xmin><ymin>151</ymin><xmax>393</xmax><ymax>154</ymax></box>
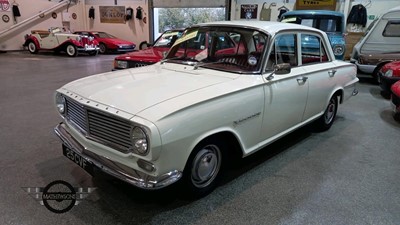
<box><xmin>115</xmin><ymin>47</ymin><xmax>167</xmax><ymax>63</ymax></box>
<box><xmin>106</xmin><ymin>38</ymin><xmax>134</xmax><ymax>45</ymax></box>
<box><xmin>327</xmin><ymin>33</ymin><xmax>345</xmax><ymax>45</ymax></box>
<box><xmin>60</xmin><ymin>63</ymin><xmax>236</xmax><ymax>118</ymax></box>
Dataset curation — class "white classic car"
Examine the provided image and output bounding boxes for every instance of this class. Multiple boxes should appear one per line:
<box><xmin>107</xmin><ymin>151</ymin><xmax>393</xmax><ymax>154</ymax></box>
<box><xmin>24</xmin><ymin>27</ymin><xmax>99</xmax><ymax>57</ymax></box>
<box><xmin>54</xmin><ymin>21</ymin><xmax>359</xmax><ymax>197</ymax></box>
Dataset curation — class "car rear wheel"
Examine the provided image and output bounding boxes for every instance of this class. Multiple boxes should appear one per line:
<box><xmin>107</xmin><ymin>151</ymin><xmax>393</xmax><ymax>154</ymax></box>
<box><xmin>314</xmin><ymin>95</ymin><xmax>338</xmax><ymax>132</ymax></box>
<box><xmin>182</xmin><ymin>137</ymin><xmax>225</xmax><ymax>198</ymax></box>
<box><xmin>66</xmin><ymin>44</ymin><xmax>78</xmax><ymax>57</ymax></box>
<box><xmin>99</xmin><ymin>43</ymin><xmax>107</xmax><ymax>54</ymax></box>
<box><xmin>27</xmin><ymin>41</ymin><xmax>38</xmax><ymax>54</ymax></box>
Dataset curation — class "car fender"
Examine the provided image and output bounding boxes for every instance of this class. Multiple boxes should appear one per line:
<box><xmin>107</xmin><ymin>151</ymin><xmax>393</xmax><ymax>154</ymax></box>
<box><xmin>24</xmin><ymin>36</ymin><xmax>40</xmax><ymax>49</ymax></box>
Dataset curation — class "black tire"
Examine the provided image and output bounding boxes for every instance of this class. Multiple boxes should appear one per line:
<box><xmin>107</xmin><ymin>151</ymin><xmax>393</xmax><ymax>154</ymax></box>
<box><xmin>99</xmin><ymin>43</ymin><xmax>107</xmax><ymax>54</ymax></box>
<box><xmin>88</xmin><ymin>50</ymin><xmax>98</xmax><ymax>56</ymax></box>
<box><xmin>27</xmin><ymin>41</ymin><xmax>38</xmax><ymax>54</ymax></box>
<box><xmin>314</xmin><ymin>95</ymin><xmax>338</xmax><ymax>132</ymax></box>
<box><xmin>373</xmin><ymin>64</ymin><xmax>386</xmax><ymax>84</ymax></box>
<box><xmin>182</xmin><ymin>137</ymin><xmax>225</xmax><ymax>198</ymax></box>
<box><xmin>394</xmin><ymin>112</ymin><xmax>400</xmax><ymax>122</ymax></box>
<box><xmin>65</xmin><ymin>44</ymin><xmax>78</xmax><ymax>57</ymax></box>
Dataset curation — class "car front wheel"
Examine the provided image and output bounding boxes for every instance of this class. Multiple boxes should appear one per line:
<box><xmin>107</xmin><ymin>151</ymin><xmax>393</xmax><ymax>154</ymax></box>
<box><xmin>66</xmin><ymin>44</ymin><xmax>78</xmax><ymax>57</ymax></box>
<box><xmin>27</xmin><ymin>41</ymin><xmax>38</xmax><ymax>54</ymax></box>
<box><xmin>314</xmin><ymin>95</ymin><xmax>338</xmax><ymax>132</ymax></box>
<box><xmin>99</xmin><ymin>43</ymin><xmax>107</xmax><ymax>54</ymax></box>
<box><xmin>182</xmin><ymin>137</ymin><xmax>225</xmax><ymax>198</ymax></box>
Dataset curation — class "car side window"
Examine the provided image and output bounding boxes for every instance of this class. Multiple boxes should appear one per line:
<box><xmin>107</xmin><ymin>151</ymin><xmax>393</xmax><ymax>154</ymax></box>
<box><xmin>383</xmin><ymin>20</ymin><xmax>400</xmax><ymax>37</ymax></box>
<box><xmin>266</xmin><ymin>33</ymin><xmax>297</xmax><ymax>71</ymax></box>
<box><xmin>300</xmin><ymin>34</ymin><xmax>328</xmax><ymax>65</ymax></box>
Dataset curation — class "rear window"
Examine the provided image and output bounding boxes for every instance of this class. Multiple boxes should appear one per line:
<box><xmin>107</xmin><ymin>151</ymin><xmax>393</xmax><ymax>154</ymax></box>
<box><xmin>383</xmin><ymin>21</ymin><xmax>400</xmax><ymax>37</ymax></box>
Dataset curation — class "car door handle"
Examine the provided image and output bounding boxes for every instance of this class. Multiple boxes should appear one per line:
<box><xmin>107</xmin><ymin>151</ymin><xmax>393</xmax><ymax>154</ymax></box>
<box><xmin>328</xmin><ymin>69</ymin><xmax>337</xmax><ymax>77</ymax></box>
<box><xmin>297</xmin><ymin>77</ymin><xmax>308</xmax><ymax>83</ymax></box>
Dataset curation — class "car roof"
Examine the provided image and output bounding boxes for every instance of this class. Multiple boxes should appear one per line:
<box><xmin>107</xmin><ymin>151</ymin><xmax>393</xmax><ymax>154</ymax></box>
<box><xmin>282</xmin><ymin>10</ymin><xmax>344</xmax><ymax>18</ymax></box>
<box><xmin>192</xmin><ymin>20</ymin><xmax>322</xmax><ymax>36</ymax></box>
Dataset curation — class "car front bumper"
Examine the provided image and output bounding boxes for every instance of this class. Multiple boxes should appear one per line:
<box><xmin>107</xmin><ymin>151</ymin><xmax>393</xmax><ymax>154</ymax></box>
<box><xmin>378</xmin><ymin>74</ymin><xmax>400</xmax><ymax>93</ymax></box>
<box><xmin>77</xmin><ymin>45</ymin><xmax>100</xmax><ymax>52</ymax></box>
<box><xmin>54</xmin><ymin>122</ymin><xmax>182</xmax><ymax>189</ymax></box>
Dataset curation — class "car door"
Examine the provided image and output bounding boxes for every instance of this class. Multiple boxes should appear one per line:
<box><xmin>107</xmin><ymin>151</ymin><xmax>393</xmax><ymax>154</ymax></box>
<box><xmin>299</xmin><ymin>33</ymin><xmax>337</xmax><ymax>121</ymax></box>
<box><xmin>260</xmin><ymin>33</ymin><xmax>309</xmax><ymax>141</ymax></box>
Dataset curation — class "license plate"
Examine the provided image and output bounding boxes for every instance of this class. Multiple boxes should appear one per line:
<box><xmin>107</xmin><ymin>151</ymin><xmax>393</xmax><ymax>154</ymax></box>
<box><xmin>63</xmin><ymin>145</ymin><xmax>94</xmax><ymax>175</ymax></box>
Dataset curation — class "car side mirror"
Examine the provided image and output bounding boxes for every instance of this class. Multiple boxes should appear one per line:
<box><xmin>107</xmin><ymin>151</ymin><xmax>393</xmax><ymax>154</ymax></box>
<box><xmin>274</xmin><ymin>63</ymin><xmax>291</xmax><ymax>75</ymax></box>
<box><xmin>266</xmin><ymin>63</ymin><xmax>291</xmax><ymax>80</ymax></box>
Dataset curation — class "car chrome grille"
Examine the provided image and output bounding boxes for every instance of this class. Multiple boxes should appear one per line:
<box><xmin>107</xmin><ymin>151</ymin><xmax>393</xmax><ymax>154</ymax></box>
<box><xmin>65</xmin><ymin>97</ymin><xmax>132</xmax><ymax>153</ymax></box>
<box><xmin>128</xmin><ymin>61</ymin><xmax>152</xmax><ymax>68</ymax></box>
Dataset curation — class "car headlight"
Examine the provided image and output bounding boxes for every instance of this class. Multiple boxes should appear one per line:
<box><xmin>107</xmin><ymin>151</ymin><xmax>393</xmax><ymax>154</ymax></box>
<box><xmin>76</xmin><ymin>36</ymin><xmax>82</xmax><ymax>42</ymax></box>
<box><xmin>384</xmin><ymin>69</ymin><xmax>393</xmax><ymax>77</ymax></box>
<box><xmin>55</xmin><ymin>93</ymin><xmax>66</xmax><ymax>114</ymax></box>
<box><xmin>114</xmin><ymin>60</ymin><xmax>128</xmax><ymax>69</ymax></box>
<box><xmin>333</xmin><ymin>45</ymin><xmax>344</xmax><ymax>56</ymax></box>
<box><xmin>131</xmin><ymin>127</ymin><xmax>148</xmax><ymax>155</ymax></box>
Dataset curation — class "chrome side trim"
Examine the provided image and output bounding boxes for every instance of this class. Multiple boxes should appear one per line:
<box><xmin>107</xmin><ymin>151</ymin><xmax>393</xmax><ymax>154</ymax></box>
<box><xmin>54</xmin><ymin>123</ymin><xmax>182</xmax><ymax>189</ymax></box>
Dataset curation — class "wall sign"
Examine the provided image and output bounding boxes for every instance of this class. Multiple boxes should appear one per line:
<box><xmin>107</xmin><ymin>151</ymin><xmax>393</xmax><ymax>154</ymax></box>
<box><xmin>296</xmin><ymin>0</ymin><xmax>336</xmax><ymax>10</ymax></box>
<box><xmin>240</xmin><ymin>4</ymin><xmax>258</xmax><ymax>19</ymax></box>
<box><xmin>0</xmin><ymin>0</ymin><xmax>11</xmax><ymax>12</ymax></box>
<box><xmin>99</xmin><ymin>6</ymin><xmax>125</xmax><ymax>24</ymax></box>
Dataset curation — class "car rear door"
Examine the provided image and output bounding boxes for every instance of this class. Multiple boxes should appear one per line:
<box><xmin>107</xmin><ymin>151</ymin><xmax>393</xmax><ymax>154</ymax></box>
<box><xmin>260</xmin><ymin>33</ymin><xmax>309</xmax><ymax>141</ymax></box>
<box><xmin>299</xmin><ymin>33</ymin><xmax>337</xmax><ymax>121</ymax></box>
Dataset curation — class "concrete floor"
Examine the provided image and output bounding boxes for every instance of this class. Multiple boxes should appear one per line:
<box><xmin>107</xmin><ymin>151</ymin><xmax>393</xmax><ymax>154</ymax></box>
<box><xmin>0</xmin><ymin>51</ymin><xmax>399</xmax><ymax>225</ymax></box>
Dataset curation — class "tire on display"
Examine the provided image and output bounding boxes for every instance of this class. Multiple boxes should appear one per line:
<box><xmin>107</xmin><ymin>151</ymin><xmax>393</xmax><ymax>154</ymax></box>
<box><xmin>314</xmin><ymin>95</ymin><xmax>338</xmax><ymax>132</ymax></box>
<box><xmin>27</xmin><ymin>41</ymin><xmax>38</xmax><ymax>54</ymax></box>
<box><xmin>66</xmin><ymin>44</ymin><xmax>78</xmax><ymax>57</ymax></box>
<box><xmin>182</xmin><ymin>137</ymin><xmax>225</xmax><ymax>198</ymax></box>
<box><xmin>139</xmin><ymin>41</ymin><xmax>149</xmax><ymax>50</ymax></box>
<box><xmin>99</xmin><ymin>43</ymin><xmax>107</xmax><ymax>54</ymax></box>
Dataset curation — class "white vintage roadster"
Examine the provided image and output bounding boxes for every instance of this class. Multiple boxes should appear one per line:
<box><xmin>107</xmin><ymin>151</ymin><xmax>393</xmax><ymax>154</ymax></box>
<box><xmin>24</xmin><ymin>27</ymin><xmax>99</xmax><ymax>57</ymax></box>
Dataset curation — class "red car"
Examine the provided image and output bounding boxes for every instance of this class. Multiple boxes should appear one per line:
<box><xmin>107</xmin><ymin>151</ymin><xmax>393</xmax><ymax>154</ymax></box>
<box><xmin>74</xmin><ymin>31</ymin><xmax>136</xmax><ymax>54</ymax></box>
<box><xmin>113</xmin><ymin>29</ymin><xmax>184</xmax><ymax>70</ymax></box>
<box><xmin>391</xmin><ymin>80</ymin><xmax>400</xmax><ymax>121</ymax></box>
<box><xmin>378</xmin><ymin>61</ymin><xmax>400</xmax><ymax>97</ymax></box>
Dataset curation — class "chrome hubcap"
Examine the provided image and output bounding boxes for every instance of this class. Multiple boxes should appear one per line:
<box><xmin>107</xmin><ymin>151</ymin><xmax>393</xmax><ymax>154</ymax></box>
<box><xmin>191</xmin><ymin>145</ymin><xmax>221</xmax><ymax>188</ymax></box>
<box><xmin>67</xmin><ymin>46</ymin><xmax>75</xmax><ymax>55</ymax></box>
<box><xmin>324</xmin><ymin>98</ymin><xmax>336</xmax><ymax>124</ymax></box>
<box><xmin>28</xmin><ymin>43</ymin><xmax>35</xmax><ymax>52</ymax></box>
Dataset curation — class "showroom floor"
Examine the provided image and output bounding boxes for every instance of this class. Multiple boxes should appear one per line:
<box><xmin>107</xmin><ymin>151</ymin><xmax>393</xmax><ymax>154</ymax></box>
<box><xmin>0</xmin><ymin>51</ymin><xmax>399</xmax><ymax>225</ymax></box>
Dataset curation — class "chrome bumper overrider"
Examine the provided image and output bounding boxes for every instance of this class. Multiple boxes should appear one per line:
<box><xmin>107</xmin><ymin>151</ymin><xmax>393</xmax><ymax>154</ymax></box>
<box><xmin>54</xmin><ymin>123</ymin><xmax>182</xmax><ymax>189</ymax></box>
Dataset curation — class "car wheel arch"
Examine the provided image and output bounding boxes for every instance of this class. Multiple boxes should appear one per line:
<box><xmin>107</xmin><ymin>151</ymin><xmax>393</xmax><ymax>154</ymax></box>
<box><xmin>184</xmin><ymin>131</ymin><xmax>243</xmax><ymax>170</ymax></box>
<box><xmin>180</xmin><ymin>131</ymin><xmax>242</xmax><ymax>197</ymax></box>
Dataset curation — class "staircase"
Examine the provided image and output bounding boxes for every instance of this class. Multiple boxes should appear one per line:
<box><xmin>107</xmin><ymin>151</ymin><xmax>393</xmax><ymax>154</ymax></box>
<box><xmin>0</xmin><ymin>0</ymin><xmax>77</xmax><ymax>42</ymax></box>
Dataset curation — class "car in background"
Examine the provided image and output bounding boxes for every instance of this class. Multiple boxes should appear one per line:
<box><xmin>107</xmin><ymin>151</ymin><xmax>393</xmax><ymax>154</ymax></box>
<box><xmin>351</xmin><ymin>6</ymin><xmax>400</xmax><ymax>80</ymax></box>
<box><xmin>24</xmin><ymin>27</ymin><xmax>99</xmax><ymax>57</ymax></box>
<box><xmin>280</xmin><ymin>10</ymin><xmax>346</xmax><ymax>60</ymax></box>
<box><xmin>377</xmin><ymin>61</ymin><xmax>400</xmax><ymax>97</ymax></box>
<box><xmin>54</xmin><ymin>21</ymin><xmax>358</xmax><ymax>197</ymax></box>
<box><xmin>113</xmin><ymin>29</ymin><xmax>184</xmax><ymax>70</ymax></box>
<box><xmin>74</xmin><ymin>31</ymin><xmax>136</xmax><ymax>54</ymax></box>
<box><xmin>391</xmin><ymin>80</ymin><xmax>400</xmax><ymax>121</ymax></box>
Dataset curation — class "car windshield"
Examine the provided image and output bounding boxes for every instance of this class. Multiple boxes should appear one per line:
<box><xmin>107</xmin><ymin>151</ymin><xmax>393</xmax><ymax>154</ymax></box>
<box><xmin>282</xmin><ymin>15</ymin><xmax>343</xmax><ymax>33</ymax></box>
<box><xmin>153</xmin><ymin>30</ymin><xmax>184</xmax><ymax>48</ymax></box>
<box><xmin>95</xmin><ymin>32</ymin><xmax>117</xmax><ymax>39</ymax></box>
<box><xmin>164</xmin><ymin>26</ymin><xmax>268</xmax><ymax>74</ymax></box>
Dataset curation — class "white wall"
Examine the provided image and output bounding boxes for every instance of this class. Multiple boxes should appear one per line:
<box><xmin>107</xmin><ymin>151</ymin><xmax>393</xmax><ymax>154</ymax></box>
<box><xmin>231</xmin><ymin>0</ymin><xmax>400</xmax><ymax>30</ymax></box>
